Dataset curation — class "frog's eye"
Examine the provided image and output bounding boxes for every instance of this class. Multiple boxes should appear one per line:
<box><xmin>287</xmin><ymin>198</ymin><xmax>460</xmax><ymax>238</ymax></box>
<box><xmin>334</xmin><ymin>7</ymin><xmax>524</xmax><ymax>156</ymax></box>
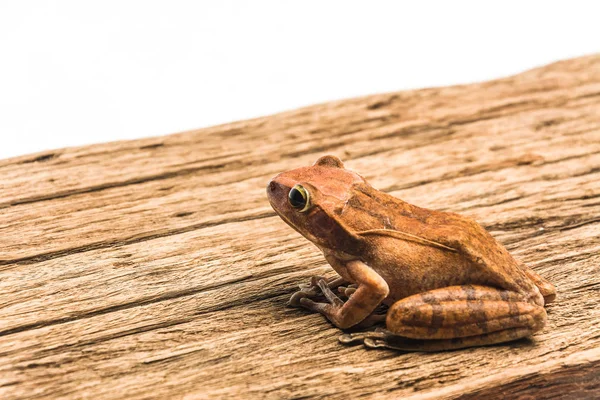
<box><xmin>288</xmin><ymin>184</ymin><xmax>311</xmax><ymax>212</ymax></box>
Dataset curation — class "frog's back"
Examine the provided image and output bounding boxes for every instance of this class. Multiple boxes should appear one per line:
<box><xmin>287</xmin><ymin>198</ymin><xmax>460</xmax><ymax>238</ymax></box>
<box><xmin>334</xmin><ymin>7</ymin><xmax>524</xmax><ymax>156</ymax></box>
<box><xmin>342</xmin><ymin>182</ymin><xmax>539</xmax><ymax>299</ymax></box>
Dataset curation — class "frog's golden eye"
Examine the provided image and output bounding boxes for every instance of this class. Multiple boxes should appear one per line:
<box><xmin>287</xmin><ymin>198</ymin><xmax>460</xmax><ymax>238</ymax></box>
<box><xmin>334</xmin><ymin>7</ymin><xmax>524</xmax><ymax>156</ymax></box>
<box><xmin>288</xmin><ymin>184</ymin><xmax>311</xmax><ymax>212</ymax></box>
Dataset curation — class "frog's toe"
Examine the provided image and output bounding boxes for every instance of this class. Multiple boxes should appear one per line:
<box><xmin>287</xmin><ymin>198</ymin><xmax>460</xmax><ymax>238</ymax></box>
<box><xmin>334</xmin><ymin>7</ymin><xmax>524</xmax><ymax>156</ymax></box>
<box><xmin>363</xmin><ymin>338</ymin><xmax>388</xmax><ymax>349</ymax></box>
<box><xmin>288</xmin><ymin>282</ymin><xmax>326</xmax><ymax>307</ymax></box>
<box><xmin>316</xmin><ymin>279</ymin><xmax>344</xmax><ymax>307</ymax></box>
<box><xmin>338</xmin><ymin>330</ymin><xmax>388</xmax><ymax>345</ymax></box>
<box><xmin>298</xmin><ymin>297</ymin><xmax>333</xmax><ymax>314</ymax></box>
<box><xmin>288</xmin><ymin>289</ymin><xmax>319</xmax><ymax>307</ymax></box>
<box><xmin>337</xmin><ymin>286</ymin><xmax>357</xmax><ymax>298</ymax></box>
<box><xmin>309</xmin><ymin>275</ymin><xmax>328</xmax><ymax>286</ymax></box>
<box><xmin>287</xmin><ymin>291</ymin><xmax>306</xmax><ymax>307</ymax></box>
<box><xmin>363</xmin><ymin>337</ymin><xmax>416</xmax><ymax>352</ymax></box>
<box><xmin>338</xmin><ymin>333</ymin><xmax>362</xmax><ymax>345</ymax></box>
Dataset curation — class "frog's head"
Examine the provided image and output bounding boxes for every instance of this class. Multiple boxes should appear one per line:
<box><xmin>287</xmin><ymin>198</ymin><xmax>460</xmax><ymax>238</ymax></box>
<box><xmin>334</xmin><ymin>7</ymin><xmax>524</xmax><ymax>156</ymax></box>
<box><xmin>267</xmin><ymin>155</ymin><xmax>364</xmax><ymax>251</ymax></box>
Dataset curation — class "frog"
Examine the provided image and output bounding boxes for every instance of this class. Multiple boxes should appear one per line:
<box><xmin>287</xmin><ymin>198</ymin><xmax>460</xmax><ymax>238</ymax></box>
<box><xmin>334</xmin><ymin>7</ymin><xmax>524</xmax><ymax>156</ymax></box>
<box><xmin>266</xmin><ymin>155</ymin><xmax>556</xmax><ymax>351</ymax></box>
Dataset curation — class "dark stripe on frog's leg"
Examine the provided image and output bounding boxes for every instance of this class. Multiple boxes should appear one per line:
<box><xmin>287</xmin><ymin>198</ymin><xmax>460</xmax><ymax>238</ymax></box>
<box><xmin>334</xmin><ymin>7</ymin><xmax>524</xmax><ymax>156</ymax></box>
<box><xmin>462</xmin><ymin>284</ymin><xmax>477</xmax><ymax>300</ymax></box>
<box><xmin>428</xmin><ymin>303</ymin><xmax>445</xmax><ymax>335</ymax></box>
<box><xmin>416</xmin><ymin>285</ymin><xmax>526</xmax><ymax>304</ymax></box>
<box><xmin>386</xmin><ymin>285</ymin><xmax>547</xmax><ymax>342</ymax></box>
<box><xmin>413</xmin><ymin>285</ymin><xmax>526</xmax><ymax>337</ymax></box>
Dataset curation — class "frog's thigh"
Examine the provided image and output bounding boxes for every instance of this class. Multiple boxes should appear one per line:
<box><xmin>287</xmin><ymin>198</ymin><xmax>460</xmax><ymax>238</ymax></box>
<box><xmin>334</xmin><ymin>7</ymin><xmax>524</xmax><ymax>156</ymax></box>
<box><xmin>386</xmin><ymin>285</ymin><xmax>547</xmax><ymax>340</ymax></box>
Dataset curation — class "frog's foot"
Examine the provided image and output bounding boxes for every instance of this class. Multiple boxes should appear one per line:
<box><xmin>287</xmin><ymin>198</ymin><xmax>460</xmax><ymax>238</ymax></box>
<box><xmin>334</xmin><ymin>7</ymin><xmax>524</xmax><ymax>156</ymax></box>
<box><xmin>299</xmin><ymin>278</ymin><xmax>345</xmax><ymax>312</ymax></box>
<box><xmin>299</xmin><ymin>278</ymin><xmax>388</xmax><ymax>330</ymax></box>
<box><xmin>339</xmin><ymin>327</ymin><xmax>389</xmax><ymax>345</ymax></box>
<box><xmin>339</xmin><ymin>328</ymin><xmax>444</xmax><ymax>351</ymax></box>
<box><xmin>341</xmin><ymin>327</ymin><xmax>535</xmax><ymax>352</ymax></box>
<box><xmin>288</xmin><ymin>276</ymin><xmax>346</xmax><ymax>307</ymax></box>
<box><xmin>288</xmin><ymin>286</ymin><xmax>320</xmax><ymax>307</ymax></box>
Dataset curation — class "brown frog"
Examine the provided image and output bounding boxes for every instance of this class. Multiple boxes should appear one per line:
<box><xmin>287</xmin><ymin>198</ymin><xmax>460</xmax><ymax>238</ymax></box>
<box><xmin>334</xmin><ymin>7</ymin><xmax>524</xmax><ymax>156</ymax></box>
<box><xmin>267</xmin><ymin>155</ymin><xmax>556</xmax><ymax>351</ymax></box>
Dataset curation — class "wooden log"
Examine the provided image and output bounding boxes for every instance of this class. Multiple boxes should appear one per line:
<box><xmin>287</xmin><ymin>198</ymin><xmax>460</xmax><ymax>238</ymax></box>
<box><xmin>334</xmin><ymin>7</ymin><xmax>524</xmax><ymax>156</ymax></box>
<box><xmin>0</xmin><ymin>55</ymin><xmax>599</xmax><ymax>399</ymax></box>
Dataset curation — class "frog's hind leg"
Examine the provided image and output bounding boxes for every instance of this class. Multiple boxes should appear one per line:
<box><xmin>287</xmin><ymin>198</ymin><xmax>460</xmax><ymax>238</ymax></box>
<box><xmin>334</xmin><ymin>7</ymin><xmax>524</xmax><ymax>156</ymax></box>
<box><xmin>518</xmin><ymin>263</ymin><xmax>556</xmax><ymax>304</ymax></box>
<box><xmin>388</xmin><ymin>285</ymin><xmax>547</xmax><ymax>341</ymax></box>
<box><xmin>340</xmin><ymin>285</ymin><xmax>547</xmax><ymax>351</ymax></box>
<box><xmin>334</xmin><ymin>284</ymin><xmax>388</xmax><ymax>328</ymax></box>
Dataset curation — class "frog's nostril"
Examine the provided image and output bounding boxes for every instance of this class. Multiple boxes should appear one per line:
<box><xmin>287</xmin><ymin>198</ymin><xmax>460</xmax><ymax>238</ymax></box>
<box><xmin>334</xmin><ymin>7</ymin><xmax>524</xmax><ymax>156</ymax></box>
<box><xmin>269</xmin><ymin>181</ymin><xmax>278</xmax><ymax>193</ymax></box>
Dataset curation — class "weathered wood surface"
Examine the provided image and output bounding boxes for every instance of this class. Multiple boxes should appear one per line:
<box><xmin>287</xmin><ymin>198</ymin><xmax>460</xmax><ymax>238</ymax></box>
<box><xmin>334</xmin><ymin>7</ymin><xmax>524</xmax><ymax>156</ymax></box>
<box><xmin>1</xmin><ymin>55</ymin><xmax>599</xmax><ymax>399</ymax></box>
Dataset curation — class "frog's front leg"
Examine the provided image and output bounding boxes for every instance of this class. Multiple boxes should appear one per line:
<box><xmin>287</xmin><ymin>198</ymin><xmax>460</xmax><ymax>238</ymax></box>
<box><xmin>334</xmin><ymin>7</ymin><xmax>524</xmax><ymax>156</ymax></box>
<box><xmin>341</xmin><ymin>285</ymin><xmax>547</xmax><ymax>351</ymax></box>
<box><xmin>299</xmin><ymin>260</ymin><xmax>389</xmax><ymax>329</ymax></box>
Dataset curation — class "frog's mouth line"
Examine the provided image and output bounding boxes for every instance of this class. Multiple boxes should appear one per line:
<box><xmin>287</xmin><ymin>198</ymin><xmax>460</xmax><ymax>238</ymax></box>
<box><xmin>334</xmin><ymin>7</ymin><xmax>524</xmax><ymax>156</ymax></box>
<box><xmin>269</xmin><ymin>202</ymin><xmax>325</xmax><ymax>248</ymax></box>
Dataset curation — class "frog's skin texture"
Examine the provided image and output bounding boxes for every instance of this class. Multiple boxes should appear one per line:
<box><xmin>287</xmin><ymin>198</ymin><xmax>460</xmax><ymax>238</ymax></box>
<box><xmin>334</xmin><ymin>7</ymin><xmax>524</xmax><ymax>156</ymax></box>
<box><xmin>267</xmin><ymin>155</ymin><xmax>556</xmax><ymax>351</ymax></box>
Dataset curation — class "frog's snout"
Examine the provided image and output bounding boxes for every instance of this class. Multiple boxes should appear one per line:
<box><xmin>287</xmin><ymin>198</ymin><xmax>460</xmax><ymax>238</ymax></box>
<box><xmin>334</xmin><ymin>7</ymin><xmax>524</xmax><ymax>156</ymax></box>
<box><xmin>268</xmin><ymin>180</ymin><xmax>278</xmax><ymax>194</ymax></box>
<box><xmin>267</xmin><ymin>174</ymin><xmax>297</xmax><ymax>210</ymax></box>
<box><xmin>267</xmin><ymin>179</ymin><xmax>283</xmax><ymax>206</ymax></box>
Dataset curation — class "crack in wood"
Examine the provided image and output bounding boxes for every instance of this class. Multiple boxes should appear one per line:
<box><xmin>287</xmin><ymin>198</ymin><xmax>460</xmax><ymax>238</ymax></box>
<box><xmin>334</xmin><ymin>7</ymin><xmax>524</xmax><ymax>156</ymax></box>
<box><xmin>558</xmin><ymin>217</ymin><xmax>600</xmax><ymax>232</ymax></box>
<box><xmin>0</xmin><ymin>263</ymin><xmax>305</xmax><ymax>341</ymax></box>
<box><xmin>18</xmin><ymin>152</ymin><xmax>60</xmax><ymax>164</ymax></box>
<box><xmin>0</xmin><ymin>211</ymin><xmax>275</xmax><ymax>268</ymax></box>
<box><xmin>0</xmin><ymin>163</ymin><xmax>229</xmax><ymax>209</ymax></box>
<box><xmin>0</xmin><ymin>274</ymin><xmax>254</xmax><ymax>338</ymax></box>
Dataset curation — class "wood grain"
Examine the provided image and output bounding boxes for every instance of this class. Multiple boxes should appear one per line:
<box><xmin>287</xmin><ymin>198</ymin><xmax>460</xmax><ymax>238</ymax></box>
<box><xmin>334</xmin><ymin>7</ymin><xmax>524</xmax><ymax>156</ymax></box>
<box><xmin>1</xmin><ymin>55</ymin><xmax>599</xmax><ymax>399</ymax></box>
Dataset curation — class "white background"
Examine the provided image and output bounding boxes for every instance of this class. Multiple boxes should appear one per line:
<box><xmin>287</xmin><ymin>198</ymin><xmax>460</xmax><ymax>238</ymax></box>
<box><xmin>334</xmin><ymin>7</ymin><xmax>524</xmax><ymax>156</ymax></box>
<box><xmin>1</xmin><ymin>1</ymin><xmax>599</xmax><ymax>160</ymax></box>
